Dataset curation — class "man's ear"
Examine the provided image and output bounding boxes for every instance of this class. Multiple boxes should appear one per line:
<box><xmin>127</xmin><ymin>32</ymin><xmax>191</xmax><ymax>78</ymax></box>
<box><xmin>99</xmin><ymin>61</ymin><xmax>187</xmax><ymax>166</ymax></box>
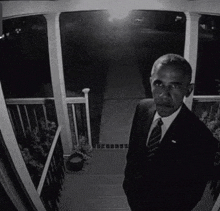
<box><xmin>185</xmin><ymin>83</ymin><xmax>194</xmax><ymax>97</ymax></box>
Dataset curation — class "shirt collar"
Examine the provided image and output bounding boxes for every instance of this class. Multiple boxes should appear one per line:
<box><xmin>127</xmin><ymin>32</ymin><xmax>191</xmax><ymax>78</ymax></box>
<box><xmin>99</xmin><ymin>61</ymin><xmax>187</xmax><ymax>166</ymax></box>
<box><xmin>153</xmin><ymin>105</ymin><xmax>182</xmax><ymax>130</ymax></box>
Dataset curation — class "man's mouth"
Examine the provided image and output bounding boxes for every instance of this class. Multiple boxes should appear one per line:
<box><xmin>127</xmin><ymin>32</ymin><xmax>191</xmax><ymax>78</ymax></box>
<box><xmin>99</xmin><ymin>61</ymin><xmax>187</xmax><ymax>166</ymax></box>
<box><xmin>157</xmin><ymin>103</ymin><xmax>173</xmax><ymax>108</ymax></box>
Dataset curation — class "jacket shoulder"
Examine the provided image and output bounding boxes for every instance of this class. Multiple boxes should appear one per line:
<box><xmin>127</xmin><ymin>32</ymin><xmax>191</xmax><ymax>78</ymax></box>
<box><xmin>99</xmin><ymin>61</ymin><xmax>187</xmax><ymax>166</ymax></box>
<box><xmin>180</xmin><ymin>104</ymin><xmax>217</xmax><ymax>140</ymax></box>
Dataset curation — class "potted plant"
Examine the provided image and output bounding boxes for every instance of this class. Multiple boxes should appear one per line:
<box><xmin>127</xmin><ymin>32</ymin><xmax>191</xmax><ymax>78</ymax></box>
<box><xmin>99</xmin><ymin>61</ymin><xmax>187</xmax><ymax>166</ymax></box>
<box><xmin>66</xmin><ymin>135</ymin><xmax>92</xmax><ymax>172</ymax></box>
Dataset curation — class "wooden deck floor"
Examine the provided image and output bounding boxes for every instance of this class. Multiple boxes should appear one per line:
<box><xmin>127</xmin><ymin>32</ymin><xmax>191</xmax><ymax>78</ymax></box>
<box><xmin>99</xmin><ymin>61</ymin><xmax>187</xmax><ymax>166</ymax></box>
<box><xmin>58</xmin><ymin>149</ymin><xmax>216</xmax><ymax>211</ymax></box>
<box><xmin>58</xmin><ymin>149</ymin><xmax>130</xmax><ymax>211</ymax></box>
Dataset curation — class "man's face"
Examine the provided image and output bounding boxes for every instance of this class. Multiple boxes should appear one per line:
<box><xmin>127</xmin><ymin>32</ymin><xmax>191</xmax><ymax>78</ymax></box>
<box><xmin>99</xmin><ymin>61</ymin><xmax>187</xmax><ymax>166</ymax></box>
<box><xmin>150</xmin><ymin>64</ymin><xmax>193</xmax><ymax>117</ymax></box>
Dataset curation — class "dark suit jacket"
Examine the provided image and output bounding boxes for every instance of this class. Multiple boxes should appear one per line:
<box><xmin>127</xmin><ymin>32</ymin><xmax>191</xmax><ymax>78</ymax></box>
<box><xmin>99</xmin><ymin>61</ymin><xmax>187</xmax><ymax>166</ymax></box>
<box><xmin>123</xmin><ymin>99</ymin><xmax>218</xmax><ymax>211</ymax></box>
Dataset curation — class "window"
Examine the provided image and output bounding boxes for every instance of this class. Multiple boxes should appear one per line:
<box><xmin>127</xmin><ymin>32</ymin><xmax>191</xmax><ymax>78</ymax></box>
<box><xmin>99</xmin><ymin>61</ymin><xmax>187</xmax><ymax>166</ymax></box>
<box><xmin>195</xmin><ymin>14</ymin><xmax>220</xmax><ymax>96</ymax></box>
<box><xmin>0</xmin><ymin>15</ymin><xmax>51</xmax><ymax>98</ymax></box>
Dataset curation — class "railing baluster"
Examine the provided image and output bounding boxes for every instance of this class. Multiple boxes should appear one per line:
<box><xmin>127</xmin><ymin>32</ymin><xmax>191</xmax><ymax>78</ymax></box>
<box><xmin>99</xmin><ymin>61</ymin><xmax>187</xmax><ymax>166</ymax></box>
<box><xmin>42</xmin><ymin>104</ymin><xmax>48</xmax><ymax>128</ymax></box>
<box><xmin>83</xmin><ymin>88</ymin><xmax>92</xmax><ymax>148</ymax></box>
<box><xmin>33</xmin><ymin>107</ymin><xmax>39</xmax><ymax>131</ymax></box>
<box><xmin>24</xmin><ymin>105</ymin><xmax>31</xmax><ymax>131</ymax></box>
<box><xmin>72</xmin><ymin>104</ymin><xmax>79</xmax><ymax>146</ymax></box>
<box><xmin>80</xmin><ymin>104</ymin><xmax>85</xmax><ymax>135</ymax></box>
<box><xmin>16</xmin><ymin>105</ymin><xmax>26</xmax><ymax>137</ymax></box>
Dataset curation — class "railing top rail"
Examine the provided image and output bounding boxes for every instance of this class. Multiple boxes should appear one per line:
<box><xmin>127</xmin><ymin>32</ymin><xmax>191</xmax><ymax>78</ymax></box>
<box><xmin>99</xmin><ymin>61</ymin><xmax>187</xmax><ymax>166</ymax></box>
<box><xmin>13</xmin><ymin>95</ymin><xmax>214</xmax><ymax>105</ymax></box>
<box><xmin>5</xmin><ymin>98</ymin><xmax>54</xmax><ymax>105</ymax></box>
<box><xmin>193</xmin><ymin>95</ymin><xmax>220</xmax><ymax>102</ymax></box>
<box><xmin>66</xmin><ymin>97</ymin><xmax>86</xmax><ymax>104</ymax></box>
<box><xmin>5</xmin><ymin>89</ymin><xmax>90</xmax><ymax>105</ymax></box>
<box><xmin>37</xmin><ymin>125</ymin><xmax>62</xmax><ymax>195</ymax></box>
<box><xmin>5</xmin><ymin>96</ymin><xmax>88</xmax><ymax>105</ymax></box>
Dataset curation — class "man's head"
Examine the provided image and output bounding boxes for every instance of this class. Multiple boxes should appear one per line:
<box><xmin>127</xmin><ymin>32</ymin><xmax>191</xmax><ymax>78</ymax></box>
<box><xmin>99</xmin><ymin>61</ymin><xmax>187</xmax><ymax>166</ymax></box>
<box><xmin>150</xmin><ymin>54</ymin><xmax>193</xmax><ymax>117</ymax></box>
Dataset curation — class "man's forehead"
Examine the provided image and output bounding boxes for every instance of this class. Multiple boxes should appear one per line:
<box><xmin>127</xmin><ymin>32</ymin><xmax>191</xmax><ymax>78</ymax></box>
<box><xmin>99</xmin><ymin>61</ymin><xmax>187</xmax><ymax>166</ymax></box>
<box><xmin>153</xmin><ymin>64</ymin><xmax>187</xmax><ymax>78</ymax></box>
<box><xmin>152</xmin><ymin>65</ymin><xmax>190</xmax><ymax>84</ymax></box>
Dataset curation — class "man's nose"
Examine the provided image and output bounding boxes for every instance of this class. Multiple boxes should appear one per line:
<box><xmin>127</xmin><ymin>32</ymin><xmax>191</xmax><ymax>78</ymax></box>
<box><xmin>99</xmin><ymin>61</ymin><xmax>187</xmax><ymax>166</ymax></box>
<box><xmin>159</xmin><ymin>86</ymin><xmax>171</xmax><ymax>98</ymax></box>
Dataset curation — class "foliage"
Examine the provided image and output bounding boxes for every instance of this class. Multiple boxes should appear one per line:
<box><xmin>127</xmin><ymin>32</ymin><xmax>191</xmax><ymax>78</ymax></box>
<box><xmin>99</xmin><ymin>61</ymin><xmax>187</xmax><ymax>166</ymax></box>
<box><xmin>198</xmin><ymin>104</ymin><xmax>220</xmax><ymax>200</ymax></box>
<box><xmin>18</xmin><ymin>119</ymin><xmax>57</xmax><ymax>187</ymax></box>
<box><xmin>71</xmin><ymin>135</ymin><xmax>92</xmax><ymax>161</ymax></box>
<box><xmin>200</xmin><ymin>109</ymin><xmax>220</xmax><ymax>141</ymax></box>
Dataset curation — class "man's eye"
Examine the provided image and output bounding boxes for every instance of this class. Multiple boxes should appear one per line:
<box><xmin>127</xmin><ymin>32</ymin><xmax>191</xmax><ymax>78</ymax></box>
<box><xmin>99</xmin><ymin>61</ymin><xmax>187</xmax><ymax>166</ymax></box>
<box><xmin>170</xmin><ymin>84</ymin><xmax>181</xmax><ymax>89</ymax></box>
<box><xmin>154</xmin><ymin>82</ymin><xmax>163</xmax><ymax>87</ymax></box>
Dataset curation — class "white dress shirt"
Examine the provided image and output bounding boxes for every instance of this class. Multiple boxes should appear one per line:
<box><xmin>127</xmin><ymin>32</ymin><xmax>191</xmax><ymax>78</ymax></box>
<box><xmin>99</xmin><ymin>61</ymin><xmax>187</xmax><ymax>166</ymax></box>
<box><xmin>146</xmin><ymin>106</ymin><xmax>182</xmax><ymax>145</ymax></box>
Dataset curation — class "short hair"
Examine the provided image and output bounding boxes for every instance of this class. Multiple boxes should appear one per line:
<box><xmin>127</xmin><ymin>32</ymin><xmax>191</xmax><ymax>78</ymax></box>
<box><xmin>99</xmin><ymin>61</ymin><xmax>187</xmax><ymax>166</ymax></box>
<box><xmin>151</xmin><ymin>54</ymin><xmax>192</xmax><ymax>82</ymax></box>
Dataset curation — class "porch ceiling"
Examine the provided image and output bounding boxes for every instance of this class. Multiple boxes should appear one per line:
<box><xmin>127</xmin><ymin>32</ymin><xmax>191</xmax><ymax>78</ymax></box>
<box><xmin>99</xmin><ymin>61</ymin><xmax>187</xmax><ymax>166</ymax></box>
<box><xmin>2</xmin><ymin>0</ymin><xmax>220</xmax><ymax>19</ymax></box>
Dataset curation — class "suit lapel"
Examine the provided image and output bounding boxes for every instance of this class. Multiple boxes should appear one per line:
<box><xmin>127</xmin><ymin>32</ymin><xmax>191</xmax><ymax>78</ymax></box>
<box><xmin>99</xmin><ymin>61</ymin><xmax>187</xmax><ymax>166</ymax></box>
<box><xmin>160</xmin><ymin>104</ymin><xmax>189</xmax><ymax>146</ymax></box>
<box><xmin>142</xmin><ymin>104</ymin><xmax>155</xmax><ymax>143</ymax></box>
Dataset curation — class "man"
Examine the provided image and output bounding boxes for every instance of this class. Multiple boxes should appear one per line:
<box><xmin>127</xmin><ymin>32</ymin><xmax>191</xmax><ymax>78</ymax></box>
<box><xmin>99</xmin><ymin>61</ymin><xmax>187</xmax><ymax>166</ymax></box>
<box><xmin>123</xmin><ymin>54</ymin><xmax>218</xmax><ymax>210</ymax></box>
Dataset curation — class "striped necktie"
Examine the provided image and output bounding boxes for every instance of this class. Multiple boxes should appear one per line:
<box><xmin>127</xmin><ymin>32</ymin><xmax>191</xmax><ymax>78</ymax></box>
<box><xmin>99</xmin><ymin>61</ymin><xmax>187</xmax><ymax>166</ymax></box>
<box><xmin>147</xmin><ymin>118</ymin><xmax>163</xmax><ymax>158</ymax></box>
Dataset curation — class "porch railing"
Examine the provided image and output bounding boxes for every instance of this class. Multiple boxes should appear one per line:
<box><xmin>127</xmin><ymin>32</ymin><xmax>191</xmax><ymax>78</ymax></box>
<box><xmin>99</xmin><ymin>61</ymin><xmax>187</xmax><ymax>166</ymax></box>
<box><xmin>5</xmin><ymin>88</ymin><xmax>92</xmax><ymax>148</ymax></box>
<box><xmin>193</xmin><ymin>95</ymin><xmax>220</xmax><ymax>102</ymax></box>
<box><xmin>192</xmin><ymin>96</ymin><xmax>220</xmax><ymax>124</ymax></box>
<box><xmin>37</xmin><ymin>125</ymin><xmax>65</xmax><ymax>211</ymax></box>
<box><xmin>66</xmin><ymin>88</ymin><xmax>92</xmax><ymax>147</ymax></box>
<box><xmin>5</xmin><ymin>97</ymin><xmax>56</xmax><ymax>138</ymax></box>
<box><xmin>193</xmin><ymin>96</ymin><xmax>220</xmax><ymax>211</ymax></box>
<box><xmin>5</xmin><ymin>89</ymin><xmax>92</xmax><ymax>209</ymax></box>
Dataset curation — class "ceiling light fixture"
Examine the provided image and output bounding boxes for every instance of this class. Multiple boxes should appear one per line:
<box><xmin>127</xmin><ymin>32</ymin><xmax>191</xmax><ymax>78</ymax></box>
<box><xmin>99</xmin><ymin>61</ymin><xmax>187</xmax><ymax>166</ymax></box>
<box><xmin>108</xmin><ymin>5</ymin><xmax>131</xmax><ymax>22</ymax></box>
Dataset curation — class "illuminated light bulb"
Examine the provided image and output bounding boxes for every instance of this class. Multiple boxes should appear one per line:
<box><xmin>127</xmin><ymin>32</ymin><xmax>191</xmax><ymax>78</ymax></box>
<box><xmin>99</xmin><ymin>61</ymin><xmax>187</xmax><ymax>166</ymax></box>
<box><xmin>108</xmin><ymin>7</ymin><xmax>130</xmax><ymax>22</ymax></box>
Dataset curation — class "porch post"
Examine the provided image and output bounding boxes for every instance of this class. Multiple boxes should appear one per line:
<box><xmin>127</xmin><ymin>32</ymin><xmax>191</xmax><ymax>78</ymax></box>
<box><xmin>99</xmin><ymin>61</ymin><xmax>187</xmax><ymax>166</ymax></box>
<box><xmin>44</xmin><ymin>13</ymin><xmax>73</xmax><ymax>156</ymax></box>
<box><xmin>0</xmin><ymin>82</ymin><xmax>46</xmax><ymax>211</ymax></box>
<box><xmin>184</xmin><ymin>12</ymin><xmax>201</xmax><ymax>110</ymax></box>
